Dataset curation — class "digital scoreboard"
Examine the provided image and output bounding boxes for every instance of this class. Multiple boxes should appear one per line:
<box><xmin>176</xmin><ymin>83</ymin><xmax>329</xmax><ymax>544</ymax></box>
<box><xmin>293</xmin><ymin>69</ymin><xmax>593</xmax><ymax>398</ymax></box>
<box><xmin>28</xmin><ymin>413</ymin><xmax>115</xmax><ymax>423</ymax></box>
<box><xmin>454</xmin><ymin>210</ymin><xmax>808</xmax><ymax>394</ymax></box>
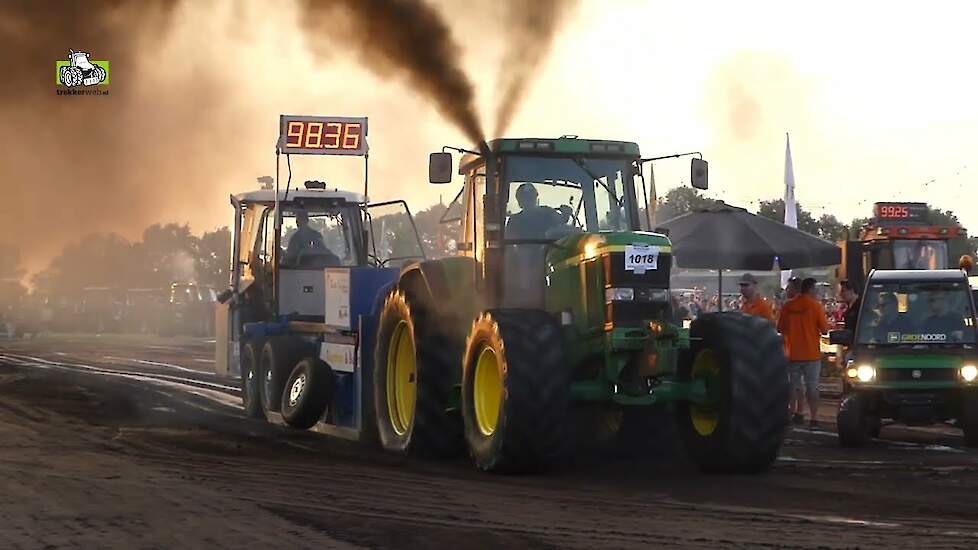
<box><xmin>872</xmin><ymin>202</ymin><xmax>929</xmax><ymax>224</ymax></box>
<box><xmin>277</xmin><ymin>115</ymin><xmax>368</xmax><ymax>156</ymax></box>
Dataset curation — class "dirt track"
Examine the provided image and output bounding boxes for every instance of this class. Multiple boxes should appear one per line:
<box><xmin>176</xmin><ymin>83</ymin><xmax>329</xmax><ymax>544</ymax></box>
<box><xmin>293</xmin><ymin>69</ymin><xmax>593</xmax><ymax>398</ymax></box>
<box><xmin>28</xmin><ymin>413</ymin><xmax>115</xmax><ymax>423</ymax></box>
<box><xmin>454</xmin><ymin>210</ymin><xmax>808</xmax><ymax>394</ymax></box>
<box><xmin>2</xmin><ymin>335</ymin><xmax>978</xmax><ymax>549</ymax></box>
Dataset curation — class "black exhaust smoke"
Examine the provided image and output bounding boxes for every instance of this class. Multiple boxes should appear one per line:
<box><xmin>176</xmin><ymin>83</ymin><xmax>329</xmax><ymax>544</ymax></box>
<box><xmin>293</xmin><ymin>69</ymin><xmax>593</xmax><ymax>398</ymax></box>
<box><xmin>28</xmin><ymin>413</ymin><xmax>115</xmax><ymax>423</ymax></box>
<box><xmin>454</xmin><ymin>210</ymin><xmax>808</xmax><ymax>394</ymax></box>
<box><xmin>298</xmin><ymin>0</ymin><xmax>485</xmax><ymax>145</ymax></box>
<box><xmin>493</xmin><ymin>0</ymin><xmax>579</xmax><ymax>137</ymax></box>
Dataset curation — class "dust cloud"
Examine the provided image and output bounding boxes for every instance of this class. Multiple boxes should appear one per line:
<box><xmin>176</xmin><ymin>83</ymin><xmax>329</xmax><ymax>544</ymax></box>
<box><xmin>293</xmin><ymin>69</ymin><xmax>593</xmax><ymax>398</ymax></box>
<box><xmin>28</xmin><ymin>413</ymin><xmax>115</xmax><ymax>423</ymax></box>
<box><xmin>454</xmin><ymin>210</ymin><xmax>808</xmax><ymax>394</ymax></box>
<box><xmin>701</xmin><ymin>51</ymin><xmax>821</xmax><ymax>209</ymax></box>
<box><xmin>493</xmin><ymin>0</ymin><xmax>580</xmax><ymax>137</ymax></box>
<box><xmin>0</xmin><ymin>0</ymin><xmax>225</xmax><ymax>274</ymax></box>
<box><xmin>1</xmin><ymin>0</ymin><xmax>579</xmax><ymax>278</ymax></box>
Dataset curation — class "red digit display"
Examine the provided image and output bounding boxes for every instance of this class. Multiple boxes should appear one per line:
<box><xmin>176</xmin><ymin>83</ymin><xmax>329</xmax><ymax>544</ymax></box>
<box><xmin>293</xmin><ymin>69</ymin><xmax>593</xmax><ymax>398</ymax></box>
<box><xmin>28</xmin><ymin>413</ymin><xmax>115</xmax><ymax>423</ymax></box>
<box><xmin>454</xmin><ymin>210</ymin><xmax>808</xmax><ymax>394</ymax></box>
<box><xmin>286</xmin><ymin>121</ymin><xmax>304</xmax><ymax>148</ymax></box>
<box><xmin>878</xmin><ymin>205</ymin><xmax>909</xmax><ymax>218</ymax></box>
<box><xmin>342</xmin><ymin>123</ymin><xmax>361</xmax><ymax>150</ymax></box>
<box><xmin>873</xmin><ymin>202</ymin><xmax>927</xmax><ymax>224</ymax></box>
<box><xmin>278</xmin><ymin>116</ymin><xmax>368</xmax><ymax>156</ymax></box>
<box><xmin>323</xmin><ymin>122</ymin><xmax>342</xmax><ymax>149</ymax></box>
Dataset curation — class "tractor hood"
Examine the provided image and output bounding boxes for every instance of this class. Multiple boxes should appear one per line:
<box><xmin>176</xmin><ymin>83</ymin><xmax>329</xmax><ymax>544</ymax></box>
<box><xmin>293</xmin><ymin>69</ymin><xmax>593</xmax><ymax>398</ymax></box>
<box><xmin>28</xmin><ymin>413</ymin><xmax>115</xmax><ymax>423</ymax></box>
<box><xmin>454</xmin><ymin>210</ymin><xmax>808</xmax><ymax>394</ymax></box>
<box><xmin>546</xmin><ymin>231</ymin><xmax>673</xmax><ymax>269</ymax></box>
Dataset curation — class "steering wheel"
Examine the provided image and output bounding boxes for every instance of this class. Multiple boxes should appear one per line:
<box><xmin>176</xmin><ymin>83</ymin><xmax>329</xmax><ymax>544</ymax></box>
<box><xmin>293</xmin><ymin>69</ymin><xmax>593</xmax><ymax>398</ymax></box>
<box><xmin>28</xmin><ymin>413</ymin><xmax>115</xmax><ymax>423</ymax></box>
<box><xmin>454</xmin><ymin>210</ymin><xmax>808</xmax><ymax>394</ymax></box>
<box><xmin>296</xmin><ymin>247</ymin><xmax>340</xmax><ymax>268</ymax></box>
<box><xmin>545</xmin><ymin>224</ymin><xmax>583</xmax><ymax>239</ymax></box>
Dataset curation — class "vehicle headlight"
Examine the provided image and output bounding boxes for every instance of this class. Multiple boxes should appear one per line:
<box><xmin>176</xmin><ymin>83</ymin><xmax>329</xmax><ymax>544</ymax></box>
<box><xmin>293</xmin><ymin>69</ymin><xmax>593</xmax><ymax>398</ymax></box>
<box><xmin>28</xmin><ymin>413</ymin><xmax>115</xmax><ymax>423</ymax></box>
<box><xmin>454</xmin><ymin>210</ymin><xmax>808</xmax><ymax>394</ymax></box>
<box><xmin>854</xmin><ymin>365</ymin><xmax>876</xmax><ymax>383</ymax></box>
<box><xmin>605</xmin><ymin>287</ymin><xmax>634</xmax><ymax>302</ymax></box>
<box><xmin>582</xmin><ymin>236</ymin><xmax>606</xmax><ymax>260</ymax></box>
<box><xmin>961</xmin><ymin>364</ymin><xmax>978</xmax><ymax>383</ymax></box>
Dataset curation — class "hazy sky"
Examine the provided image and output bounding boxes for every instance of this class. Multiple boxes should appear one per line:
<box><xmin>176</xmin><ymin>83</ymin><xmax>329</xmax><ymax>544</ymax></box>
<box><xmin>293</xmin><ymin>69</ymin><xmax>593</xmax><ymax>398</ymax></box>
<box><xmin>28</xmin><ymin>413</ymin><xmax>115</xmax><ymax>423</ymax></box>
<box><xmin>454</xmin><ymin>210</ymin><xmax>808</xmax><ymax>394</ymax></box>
<box><xmin>523</xmin><ymin>0</ymin><xmax>978</xmax><ymax>226</ymax></box>
<box><xmin>285</xmin><ymin>0</ymin><xmax>978</xmax><ymax>227</ymax></box>
<box><xmin>6</xmin><ymin>0</ymin><xmax>978</xmax><ymax>272</ymax></box>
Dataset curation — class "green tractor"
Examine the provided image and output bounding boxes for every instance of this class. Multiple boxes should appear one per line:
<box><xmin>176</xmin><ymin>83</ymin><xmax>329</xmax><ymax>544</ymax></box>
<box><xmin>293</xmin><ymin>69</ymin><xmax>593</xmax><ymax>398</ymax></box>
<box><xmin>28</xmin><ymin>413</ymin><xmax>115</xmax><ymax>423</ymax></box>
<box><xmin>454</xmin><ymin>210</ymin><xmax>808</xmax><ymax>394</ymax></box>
<box><xmin>373</xmin><ymin>137</ymin><xmax>789</xmax><ymax>473</ymax></box>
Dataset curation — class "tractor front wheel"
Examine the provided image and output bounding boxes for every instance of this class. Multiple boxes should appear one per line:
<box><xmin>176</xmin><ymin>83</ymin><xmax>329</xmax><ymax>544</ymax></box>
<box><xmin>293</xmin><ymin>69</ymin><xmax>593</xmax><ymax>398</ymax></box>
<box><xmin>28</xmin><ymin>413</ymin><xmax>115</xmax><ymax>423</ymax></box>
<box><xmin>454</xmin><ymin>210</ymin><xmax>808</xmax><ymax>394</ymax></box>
<box><xmin>961</xmin><ymin>392</ymin><xmax>978</xmax><ymax>447</ymax></box>
<box><xmin>675</xmin><ymin>312</ymin><xmax>789</xmax><ymax>473</ymax></box>
<box><xmin>462</xmin><ymin>310</ymin><xmax>571</xmax><ymax>472</ymax></box>
<box><xmin>837</xmin><ymin>392</ymin><xmax>871</xmax><ymax>447</ymax></box>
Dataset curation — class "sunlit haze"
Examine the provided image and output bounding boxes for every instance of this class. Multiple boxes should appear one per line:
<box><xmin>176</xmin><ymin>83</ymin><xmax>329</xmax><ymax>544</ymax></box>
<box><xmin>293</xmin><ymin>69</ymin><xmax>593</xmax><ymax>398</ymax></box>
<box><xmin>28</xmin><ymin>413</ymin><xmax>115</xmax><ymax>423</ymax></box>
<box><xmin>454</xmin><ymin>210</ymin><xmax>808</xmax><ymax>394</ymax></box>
<box><xmin>4</xmin><ymin>0</ymin><xmax>977</xmax><ymax>273</ymax></box>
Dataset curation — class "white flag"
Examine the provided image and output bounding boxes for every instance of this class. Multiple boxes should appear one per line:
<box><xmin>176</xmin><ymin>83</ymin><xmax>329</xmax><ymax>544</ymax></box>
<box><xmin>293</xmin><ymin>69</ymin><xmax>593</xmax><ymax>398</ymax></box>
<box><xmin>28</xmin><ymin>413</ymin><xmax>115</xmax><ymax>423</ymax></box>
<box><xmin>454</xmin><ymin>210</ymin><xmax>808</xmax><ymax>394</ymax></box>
<box><xmin>781</xmin><ymin>133</ymin><xmax>797</xmax><ymax>289</ymax></box>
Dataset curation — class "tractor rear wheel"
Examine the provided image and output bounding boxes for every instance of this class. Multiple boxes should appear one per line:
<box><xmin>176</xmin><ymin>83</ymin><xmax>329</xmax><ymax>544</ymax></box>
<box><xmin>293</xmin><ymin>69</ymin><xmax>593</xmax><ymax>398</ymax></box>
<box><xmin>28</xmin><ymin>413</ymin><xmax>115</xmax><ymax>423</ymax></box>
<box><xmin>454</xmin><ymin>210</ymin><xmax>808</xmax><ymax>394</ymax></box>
<box><xmin>462</xmin><ymin>310</ymin><xmax>571</xmax><ymax>472</ymax></box>
<box><xmin>373</xmin><ymin>289</ymin><xmax>461</xmax><ymax>457</ymax></box>
<box><xmin>281</xmin><ymin>357</ymin><xmax>335</xmax><ymax>429</ymax></box>
<box><xmin>675</xmin><ymin>312</ymin><xmax>789</xmax><ymax>473</ymax></box>
<box><xmin>61</xmin><ymin>66</ymin><xmax>83</xmax><ymax>87</ymax></box>
<box><xmin>241</xmin><ymin>338</ymin><xmax>265</xmax><ymax>420</ymax></box>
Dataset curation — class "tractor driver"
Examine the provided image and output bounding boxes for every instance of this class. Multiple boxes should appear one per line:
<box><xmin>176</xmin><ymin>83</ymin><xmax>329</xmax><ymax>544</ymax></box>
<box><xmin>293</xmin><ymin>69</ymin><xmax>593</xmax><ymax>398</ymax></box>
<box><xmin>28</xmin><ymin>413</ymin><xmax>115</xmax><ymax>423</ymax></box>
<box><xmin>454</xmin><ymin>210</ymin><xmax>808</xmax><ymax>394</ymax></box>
<box><xmin>506</xmin><ymin>183</ymin><xmax>565</xmax><ymax>240</ymax></box>
<box><xmin>283</xmin><ymin>209</ymin><xmax>329</xmax><ymax>266</ymax></box>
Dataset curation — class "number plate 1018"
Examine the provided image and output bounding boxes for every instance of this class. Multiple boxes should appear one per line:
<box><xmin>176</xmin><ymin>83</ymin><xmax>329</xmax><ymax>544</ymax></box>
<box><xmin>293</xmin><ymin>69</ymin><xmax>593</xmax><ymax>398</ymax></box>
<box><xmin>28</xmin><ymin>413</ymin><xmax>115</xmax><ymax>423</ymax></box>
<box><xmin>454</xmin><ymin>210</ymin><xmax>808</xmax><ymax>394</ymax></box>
<box><xmin>624</xmin><ymin>245</ymin><xmax>659</xmax><ymax>274</ymax></box>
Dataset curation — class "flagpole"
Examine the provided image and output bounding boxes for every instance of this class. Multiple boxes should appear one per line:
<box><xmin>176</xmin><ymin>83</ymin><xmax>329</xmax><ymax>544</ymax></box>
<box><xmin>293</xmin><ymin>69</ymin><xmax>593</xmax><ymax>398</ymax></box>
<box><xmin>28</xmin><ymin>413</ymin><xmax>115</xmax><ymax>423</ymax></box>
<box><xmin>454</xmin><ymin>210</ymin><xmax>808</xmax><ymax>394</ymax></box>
<box><xmin>780</xmin><ymin>133</ymin><xmax>797</xmax><ymax>290</ymax></box>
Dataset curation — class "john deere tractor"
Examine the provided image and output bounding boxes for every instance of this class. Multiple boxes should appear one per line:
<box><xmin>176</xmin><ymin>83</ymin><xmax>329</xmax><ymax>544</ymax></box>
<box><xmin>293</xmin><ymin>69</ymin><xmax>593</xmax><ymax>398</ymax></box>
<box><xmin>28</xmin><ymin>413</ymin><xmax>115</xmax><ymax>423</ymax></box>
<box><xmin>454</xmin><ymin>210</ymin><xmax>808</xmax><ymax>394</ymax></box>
<box><xmin>373</xmin><ymin>137</ymin><xmax>789</xmax><ymax>473</ymax></box>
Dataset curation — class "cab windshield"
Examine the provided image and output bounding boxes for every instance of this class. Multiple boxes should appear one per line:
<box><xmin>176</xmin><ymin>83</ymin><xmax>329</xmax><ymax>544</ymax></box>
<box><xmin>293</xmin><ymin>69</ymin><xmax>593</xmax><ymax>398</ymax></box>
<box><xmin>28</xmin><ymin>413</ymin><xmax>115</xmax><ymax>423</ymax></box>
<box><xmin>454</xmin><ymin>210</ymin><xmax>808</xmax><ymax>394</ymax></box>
<box><xmin>892</xmin><ymin>240</ymin><xmax>948</xmax><ymax>270</ymax></box>
<box><xmin>856</xmin><ymin>281</ymin><xmax>976</xmax><ymax>344</ymax></box>
<box><xmin>503</xmin><ymin>157</ymin><xmax>636</xmax><ymax>241</ymax></box>
<box><xmin>280</xmin><ymin>204</ymin><xmax>359</xmax><ymax>268</ymax></box>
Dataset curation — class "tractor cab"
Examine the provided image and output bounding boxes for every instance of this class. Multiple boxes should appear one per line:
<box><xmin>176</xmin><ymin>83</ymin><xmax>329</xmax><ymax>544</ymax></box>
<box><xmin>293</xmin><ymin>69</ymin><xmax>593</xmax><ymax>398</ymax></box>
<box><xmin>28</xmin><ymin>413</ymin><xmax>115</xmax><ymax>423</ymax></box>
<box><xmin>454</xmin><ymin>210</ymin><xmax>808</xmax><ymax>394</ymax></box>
<box><xmin>229</xmin><ymin>184</ymin><xmax>425</xmax><ymax>320</ymax></box>
<box><xmin>430</xmin><ymin>137</ymin><xmax>707</xmax><ymax>312</ymax></box>
<box><xmin>232</xmin><ymin>187</ymin><xmax>368</xmax><ymax>320</ymax></box>
<box><xmin>839</xmin><ymin>202</ymin><xmax>969</xmax><ymax>291</ymax></box>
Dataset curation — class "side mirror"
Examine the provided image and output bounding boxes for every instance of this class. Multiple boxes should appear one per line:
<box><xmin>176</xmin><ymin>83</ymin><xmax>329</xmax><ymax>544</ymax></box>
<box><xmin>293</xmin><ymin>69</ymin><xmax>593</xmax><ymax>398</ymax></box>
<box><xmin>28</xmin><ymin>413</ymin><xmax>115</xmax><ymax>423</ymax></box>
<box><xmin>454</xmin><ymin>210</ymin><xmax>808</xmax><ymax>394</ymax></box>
<box><xmin>691</xmin><ymin>158</ymin><xmax>708</xmax><ymax>190</ymax></box>
<box><xmin>829</xmin><ymin>329</ymin><xmax>852</xmax><ymax>346</ymax></box>
<box><xmin>429</xmin><ymin>152</ymin><xmax>454</xmax><ymax>184</ymax></box>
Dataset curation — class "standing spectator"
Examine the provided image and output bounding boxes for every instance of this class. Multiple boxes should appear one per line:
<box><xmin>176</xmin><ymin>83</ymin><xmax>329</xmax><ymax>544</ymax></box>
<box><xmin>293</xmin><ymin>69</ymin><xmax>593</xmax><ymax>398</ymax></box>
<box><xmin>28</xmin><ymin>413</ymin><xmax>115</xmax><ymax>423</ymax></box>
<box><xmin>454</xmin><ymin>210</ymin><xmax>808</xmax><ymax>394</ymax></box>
<box><xmin>785</xmin><ymin>276</ymin><xmax>801</xmax><ymax>300</ymax></box>
<box><xmin>777</xmin><ymin>277</ymin><xmax>829</xmax><ymax>429</ymax></box>
<box><xmin>838</xmin><ymin>279</ymin><xmax>861</xmax><ymax>334</ymax></box>
<box><xmin>738</xmin><ymin>273</ymin><xmax>774</xmax><ymax>322</ymax></box>
<box><xmin>775</xmin><ymin>277</ymin><xmax>800</xmax><ymax>319</ymax></box>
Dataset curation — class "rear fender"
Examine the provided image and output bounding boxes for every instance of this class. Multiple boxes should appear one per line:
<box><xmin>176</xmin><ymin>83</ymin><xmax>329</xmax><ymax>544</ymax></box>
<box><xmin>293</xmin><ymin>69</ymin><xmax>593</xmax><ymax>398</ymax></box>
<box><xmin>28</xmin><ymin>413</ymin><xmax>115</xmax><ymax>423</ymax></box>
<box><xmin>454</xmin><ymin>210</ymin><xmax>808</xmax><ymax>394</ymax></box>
<box><xmin>397</xmin><ymin>257</ymin><xmax>480</xmax><ymax>324</ymax></box>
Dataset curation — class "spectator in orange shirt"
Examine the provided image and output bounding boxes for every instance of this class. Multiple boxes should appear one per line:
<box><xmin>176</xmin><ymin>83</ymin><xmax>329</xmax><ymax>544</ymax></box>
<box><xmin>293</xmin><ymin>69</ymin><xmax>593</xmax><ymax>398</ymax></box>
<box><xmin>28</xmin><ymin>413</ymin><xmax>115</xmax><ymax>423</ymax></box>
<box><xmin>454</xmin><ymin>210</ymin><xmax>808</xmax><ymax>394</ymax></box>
<box><xmin>777</xmin><ymin>277</ymin><xmax>829</xmax><ymax>429</ymax></box>
<box><xmin>738</xmin><ymin>273</ymin><xmax>774</xmax><ymax>322</ymax></box>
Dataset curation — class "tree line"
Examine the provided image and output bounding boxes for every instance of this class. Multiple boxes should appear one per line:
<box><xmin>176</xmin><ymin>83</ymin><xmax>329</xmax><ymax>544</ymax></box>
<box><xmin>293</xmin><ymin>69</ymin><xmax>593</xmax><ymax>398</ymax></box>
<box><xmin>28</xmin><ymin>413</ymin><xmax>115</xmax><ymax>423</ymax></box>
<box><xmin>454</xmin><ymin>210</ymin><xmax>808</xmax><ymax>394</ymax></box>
<box><xmin>3</xmin><ymin>189</ymin><xmax>972</xmax><ymax>313</ymax></box>
<box><xmin>653</xmin><ymin>186</ymin><xmax>976</xmax><ymax>252</ymax></box>
<box><xmin>3</xmin><ymin>202</ymin><xmax>459</xmax><ymax>308</ymax></box>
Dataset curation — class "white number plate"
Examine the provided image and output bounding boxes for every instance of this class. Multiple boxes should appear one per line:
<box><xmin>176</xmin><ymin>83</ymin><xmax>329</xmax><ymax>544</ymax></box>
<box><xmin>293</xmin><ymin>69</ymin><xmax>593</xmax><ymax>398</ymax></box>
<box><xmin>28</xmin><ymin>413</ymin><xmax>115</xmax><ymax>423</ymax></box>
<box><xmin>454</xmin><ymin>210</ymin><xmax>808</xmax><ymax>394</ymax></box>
<box><xmin>624</xmin><ymin>245</ymin><xmax>659</xmax><ymax>274</ymax></box>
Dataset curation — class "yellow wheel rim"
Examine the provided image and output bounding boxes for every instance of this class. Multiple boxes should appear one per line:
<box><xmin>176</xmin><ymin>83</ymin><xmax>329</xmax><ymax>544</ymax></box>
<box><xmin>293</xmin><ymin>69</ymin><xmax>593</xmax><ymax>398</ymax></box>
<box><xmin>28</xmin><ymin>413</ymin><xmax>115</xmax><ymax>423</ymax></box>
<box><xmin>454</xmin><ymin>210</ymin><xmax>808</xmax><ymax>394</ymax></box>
<box><xmin>473</xmin><ymin>346</ymin><xmax>502</xmax><ymax>436</ymax></box>
<box><xmin>387</xmin><ymin>320</ymin><xmax>417</xmax><ymax>435</ymax></box>
<box><xmin>690</xmin><ymin>349</ymin><xmax>720</xmax><ymax>436</ymax></box>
